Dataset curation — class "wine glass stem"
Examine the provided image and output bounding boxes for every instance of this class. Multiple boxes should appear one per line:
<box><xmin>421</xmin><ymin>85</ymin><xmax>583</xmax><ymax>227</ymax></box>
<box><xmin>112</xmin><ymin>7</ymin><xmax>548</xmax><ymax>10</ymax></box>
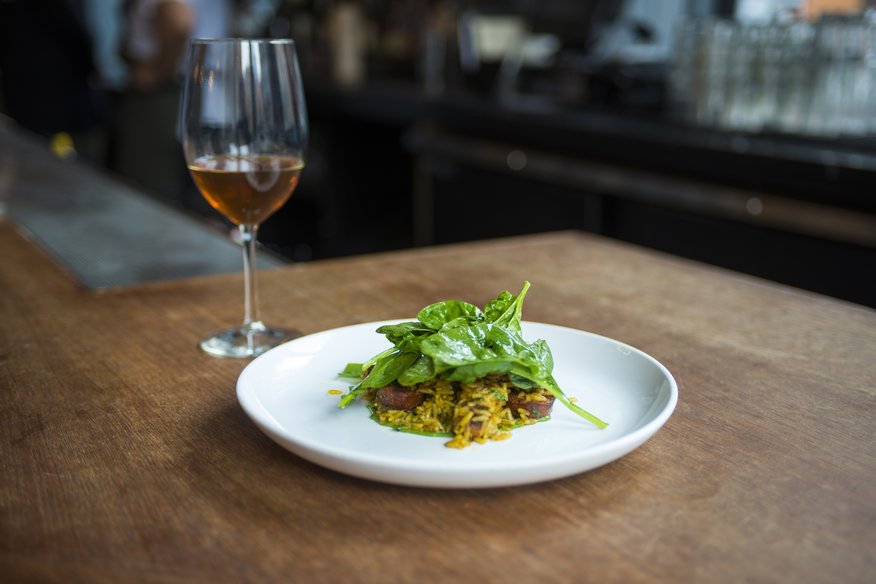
<box><xmin>240</xmin><ymin>224</ymin><xmax>262</xmax><ymax>332</ymax></box>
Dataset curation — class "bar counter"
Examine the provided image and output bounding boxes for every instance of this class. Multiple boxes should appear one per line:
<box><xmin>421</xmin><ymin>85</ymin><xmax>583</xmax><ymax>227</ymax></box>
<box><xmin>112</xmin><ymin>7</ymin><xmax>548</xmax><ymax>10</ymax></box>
<box><xmin>2</xmin><ymin>202</ymin><xmax>875</xmax><ymax>582</ymax></box>
<box><xmin>301</xmin><ymin>81</ymin><xmax>876</xmax><ymax>306</ymax></box>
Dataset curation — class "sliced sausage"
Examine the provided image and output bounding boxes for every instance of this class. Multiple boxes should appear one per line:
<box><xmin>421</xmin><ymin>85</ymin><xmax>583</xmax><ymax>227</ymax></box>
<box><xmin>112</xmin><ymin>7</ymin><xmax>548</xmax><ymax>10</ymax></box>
<box><xmin>508</xmin><ymin>391</ymin><xmax>555</xmax><ymax>419</ymax></box>
<box><xmin>375</xmin><ymin>383</ymin><xmax>425</xmax><ymax>411</ymax></box>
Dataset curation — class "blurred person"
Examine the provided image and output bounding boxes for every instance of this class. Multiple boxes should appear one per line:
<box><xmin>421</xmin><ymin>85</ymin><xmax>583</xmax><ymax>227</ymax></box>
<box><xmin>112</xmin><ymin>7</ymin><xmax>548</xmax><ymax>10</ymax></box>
<box><xmin>112</xmin><ymin>0</ymin><xmax>235</xmax><ymax>204</ymax></box>
<box><xmin>84</xmin><ymin>0</ymin><xmax>132</xmax><ymax>95</ymax></box>
<box><xmin>0</xmin><ymin>0</ymin><xmax>111</xmax><ymax>163</ymax></box>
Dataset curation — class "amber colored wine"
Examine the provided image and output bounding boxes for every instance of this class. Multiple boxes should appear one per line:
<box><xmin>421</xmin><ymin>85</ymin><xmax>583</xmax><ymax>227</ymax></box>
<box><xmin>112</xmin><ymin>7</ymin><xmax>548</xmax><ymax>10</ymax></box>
<box><xmin>188</xmin><ymin>155</ymin><xmax>304</xmax><ymax>225</ymax></box>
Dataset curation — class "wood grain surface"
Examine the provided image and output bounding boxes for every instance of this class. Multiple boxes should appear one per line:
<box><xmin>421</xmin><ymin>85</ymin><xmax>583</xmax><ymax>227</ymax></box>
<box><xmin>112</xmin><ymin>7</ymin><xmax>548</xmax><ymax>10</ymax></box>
<box><xmin>1</xmin><ymin>221</ymin><xmax>874</xmax><ymax>583</ymax></box>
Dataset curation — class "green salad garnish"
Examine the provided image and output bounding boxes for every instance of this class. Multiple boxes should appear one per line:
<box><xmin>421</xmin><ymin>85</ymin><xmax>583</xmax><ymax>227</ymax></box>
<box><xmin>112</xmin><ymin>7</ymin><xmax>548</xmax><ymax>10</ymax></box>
<box><xmin>339</xmin><ymin>282</ymin><xmax>607</xmax><ymax>429</ymax></box>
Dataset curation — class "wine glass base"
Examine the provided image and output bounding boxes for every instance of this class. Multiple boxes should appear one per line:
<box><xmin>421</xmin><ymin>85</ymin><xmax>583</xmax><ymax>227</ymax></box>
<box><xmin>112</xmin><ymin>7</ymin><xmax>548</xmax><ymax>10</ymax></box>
<box><xmin>199</xmin><ymin>326</ymin><xmax>296</xmax><ymax>359</ymax></box>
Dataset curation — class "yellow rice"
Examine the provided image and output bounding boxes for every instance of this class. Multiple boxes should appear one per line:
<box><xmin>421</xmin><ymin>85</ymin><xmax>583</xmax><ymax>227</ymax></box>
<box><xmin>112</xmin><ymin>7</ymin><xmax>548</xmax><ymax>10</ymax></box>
<box><xmin>364</xmin><ymin>374</ymin><xmax>552</xmax><ymax>449</ymax></box>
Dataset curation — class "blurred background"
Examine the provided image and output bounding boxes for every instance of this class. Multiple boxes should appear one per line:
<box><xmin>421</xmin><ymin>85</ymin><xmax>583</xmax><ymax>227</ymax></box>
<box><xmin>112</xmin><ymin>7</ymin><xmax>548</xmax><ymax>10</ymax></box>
<box><xmin>1</xmin><ymin>0</ymin><xmax>875</xmax><ymax>306</ymax></box>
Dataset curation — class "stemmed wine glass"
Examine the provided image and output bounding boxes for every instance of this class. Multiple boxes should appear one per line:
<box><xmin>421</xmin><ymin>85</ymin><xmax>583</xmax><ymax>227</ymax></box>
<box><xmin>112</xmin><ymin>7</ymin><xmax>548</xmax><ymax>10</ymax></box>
<box><xmin>180</xmin><ymin>39</ymin><xmax>308</xmax><ymax>358</ymax></box>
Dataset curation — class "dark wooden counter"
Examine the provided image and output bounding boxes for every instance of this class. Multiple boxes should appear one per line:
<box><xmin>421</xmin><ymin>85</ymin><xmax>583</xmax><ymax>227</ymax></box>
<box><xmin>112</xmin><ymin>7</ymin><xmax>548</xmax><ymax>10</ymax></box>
<box><xmin>1</xmin><ymin>218</ymin><xmax>874</xmax><ymax>582</ymax></box>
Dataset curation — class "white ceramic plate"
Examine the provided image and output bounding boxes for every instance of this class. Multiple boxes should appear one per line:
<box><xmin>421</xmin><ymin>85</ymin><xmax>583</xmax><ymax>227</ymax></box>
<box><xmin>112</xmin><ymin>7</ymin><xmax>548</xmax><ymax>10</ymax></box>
<box><xmin>237</xmin><ymin>320</ymin><xmax>678</xmax><ymax>488</ymax></box>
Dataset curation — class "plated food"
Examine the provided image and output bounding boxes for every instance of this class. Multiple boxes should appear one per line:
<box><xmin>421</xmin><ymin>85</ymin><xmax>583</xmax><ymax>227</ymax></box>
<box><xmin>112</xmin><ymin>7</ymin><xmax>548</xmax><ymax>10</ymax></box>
<box><xmin>338</xmin><ymin>283</ymin><xmax>608</xmax><ymax>448</ymax></box>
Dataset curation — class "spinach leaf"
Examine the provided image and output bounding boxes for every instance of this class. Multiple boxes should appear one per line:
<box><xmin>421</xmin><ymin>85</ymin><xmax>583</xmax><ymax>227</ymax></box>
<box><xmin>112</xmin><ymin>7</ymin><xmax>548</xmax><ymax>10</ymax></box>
<box><xmin>417</xmin><ymin>300</ymin><xmax>483</xmax><ymax>330</ymax></box>
<box><xmin>419</xmin><ymin>321</ymin><xmax>550</xmax><ymax>385</ymax></box>
<box><xmin>376</xmin><ymin>322</ymin><xmax>431</xmax><ymax>344</ymax></box>
<box><xmin>339</xmin><ymin>362</ymin><xmax>363</xmax><ymax>378</ymax></box>
<box><xmin>360</xmin><ymin>350</ymin><xmax>418</xmax><ymax>390</ymax></box>
<box><xmin>361</xmin><ymin>346</ymin><xmax>397</xmax><ymax>373</ymax></box>
<box><xmin>483</xmin><ymin>291</ymin><xmax>513</xmax><ymax>322</ymax></box>
<box><xmin>397</xmin><ymin>354</ymin><xmax>435</xmax><ymax>386</ymax></box>
<box><xmin>443</xmin><ymin>360</ymin><xmax>513</xmax><ymax>383</ymax></box>
<box><xmin>484</xmin><ymin>281</ymin><xmax>529</xmax><ymax>332</ymax></box>
<box><xmin>419</xmin><ymin>322</ymin><xmax>491</xmax><ymax>367</ymax></box>
<box><xmin>508</xmin><ymin>373</ymin><xmax>539</xmax><ymax>389</ymax></box>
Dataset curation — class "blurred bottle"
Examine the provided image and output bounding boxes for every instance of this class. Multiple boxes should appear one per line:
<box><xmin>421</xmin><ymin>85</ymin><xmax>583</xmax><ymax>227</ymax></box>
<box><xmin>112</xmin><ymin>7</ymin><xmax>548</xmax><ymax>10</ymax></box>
<box><xmin>326</xmin><ymin>1</ymin><xmax>369</xmax><ymax>86</ymax></box>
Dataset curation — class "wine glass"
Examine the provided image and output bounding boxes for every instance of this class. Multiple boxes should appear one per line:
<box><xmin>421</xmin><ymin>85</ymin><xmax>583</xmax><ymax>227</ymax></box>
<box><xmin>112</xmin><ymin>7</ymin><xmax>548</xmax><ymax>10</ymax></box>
<box><xmin>180</xmin><ymin>39</ymin><xmax>308</xmax><ymax>358</ymax></box>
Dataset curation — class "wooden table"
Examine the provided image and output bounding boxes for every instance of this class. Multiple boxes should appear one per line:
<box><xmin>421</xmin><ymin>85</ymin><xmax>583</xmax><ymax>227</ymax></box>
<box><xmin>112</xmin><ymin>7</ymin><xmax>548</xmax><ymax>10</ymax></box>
<box><xmin>1</xmin><ymin>220</ymin><xmax>874</xmax><ymax>583</ymax></box>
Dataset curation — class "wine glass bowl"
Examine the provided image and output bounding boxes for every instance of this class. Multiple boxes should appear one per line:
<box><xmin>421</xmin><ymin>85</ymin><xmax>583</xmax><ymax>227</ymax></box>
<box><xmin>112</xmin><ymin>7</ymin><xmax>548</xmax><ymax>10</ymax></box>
<box><xmin>180</xmin><ymin>39</ymin><xmax>308</xmax><ymax>358</ymax></box>
<box><xmin>187</xmin><ymin>154</ymin><xmax>304</xmax><ymax>225</ymax></box>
